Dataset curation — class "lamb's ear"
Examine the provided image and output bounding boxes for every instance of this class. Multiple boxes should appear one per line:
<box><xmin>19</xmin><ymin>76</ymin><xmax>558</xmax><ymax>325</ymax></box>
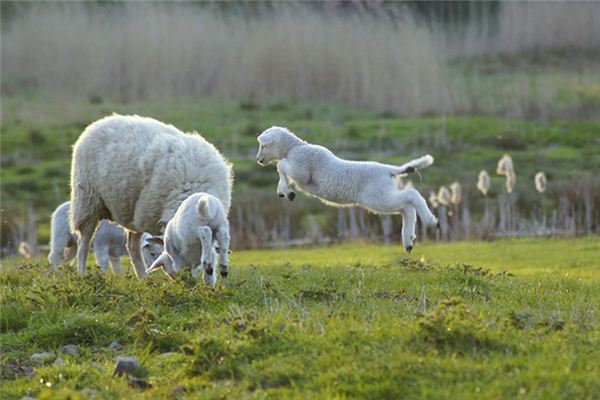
<box><xmin>258</xmin><ymin>134</ymin><xmax>274</xmax><ymax>146</ymax></box>
<box><xmin>146</xmin><ymin>252</ymin><xmax>168</xmax><ymax>273</ymax></box>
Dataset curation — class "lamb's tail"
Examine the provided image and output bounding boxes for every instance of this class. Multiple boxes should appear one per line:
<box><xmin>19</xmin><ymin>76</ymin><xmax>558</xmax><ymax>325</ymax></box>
<box><xmin>196</xmin><ymin>195</ymin><xmax>216</xmax><ymax>220</ymax></box>
<box><xmin>390</xmin><ymin>154</ymin><xmax>434</xmax><ymax>176</ymax></box>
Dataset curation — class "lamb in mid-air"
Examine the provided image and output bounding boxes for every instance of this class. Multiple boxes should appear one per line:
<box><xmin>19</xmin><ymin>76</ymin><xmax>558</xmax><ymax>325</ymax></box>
<box><xmin>256</xmin><ymin>126</ymin><xmax>438</xmax><ymax>251</ymax></box>
<box><xmin>146</xmin><ymin>192</ymin><xmax>230</xmax><ymax>286</ymax></box>
<box><xmin>48</xmin><ymin>201</ymin><xmax>162</xmax><ymax>273</ymax></box>
<box><xmin>69</xmin><ymin>115</ymin><xmax>233</xmax><ymax>278</ymax></box>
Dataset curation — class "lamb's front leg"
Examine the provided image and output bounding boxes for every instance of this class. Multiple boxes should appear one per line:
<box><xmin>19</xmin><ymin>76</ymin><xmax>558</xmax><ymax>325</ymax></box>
<box><xmin>277</xmin><ymin>159</ymin><xmax>296</xmax><ymax>201</ymax></box>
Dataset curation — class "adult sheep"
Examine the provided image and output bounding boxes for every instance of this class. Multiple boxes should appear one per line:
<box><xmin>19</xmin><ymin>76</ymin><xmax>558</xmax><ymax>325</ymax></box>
<box><xmin>70</xmin><ymin>115</ymin><xmax>233</xmax><ymax>278</ymax></box>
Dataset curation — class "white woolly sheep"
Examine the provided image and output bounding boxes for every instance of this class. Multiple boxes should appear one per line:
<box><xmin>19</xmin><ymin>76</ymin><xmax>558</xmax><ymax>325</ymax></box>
<box><xmin>69</xmin><ymin>114</ymin><xmax>233</xmax><ymax>278</ymax></box>
<box><xmin>256</xmin><ymin>126</ymin><xmax>438</xmax><ymax>252</ymax></box>
<box><xmin>48</xmin><ymin>201</ymin><xmax>162</xmax><ymax>273</ymax></box>
<box><xmin>146</xmin><ymin>193</ymin><xmax>230</xmax><ymax>286</ymax></box>
<box><xmin>450</xmin><ymin>182</ymin><xmax>462</xmax><ymax>205</ymax></box>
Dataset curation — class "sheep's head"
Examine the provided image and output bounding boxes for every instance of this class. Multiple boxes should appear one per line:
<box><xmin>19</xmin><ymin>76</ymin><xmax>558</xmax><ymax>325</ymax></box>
<box><xmin>141</xmin><ymin>234</ymin><xmax>164</xmax><ymax>269</ymax></box>
<box><xmin>256</xmin><ymin>126</ymin><xmax>290</xmax><ymax>165</ymax></box>
<box><xmin>146</xmin><ymin>251</ymin><xmax>178</xmax><ymax>278</ymax></box>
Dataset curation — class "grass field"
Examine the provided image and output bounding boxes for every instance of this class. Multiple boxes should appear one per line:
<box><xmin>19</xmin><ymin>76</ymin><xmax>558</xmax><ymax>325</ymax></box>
<box><xmin>1</xmin><ymin>237</ymin><xmax>599</xmax><ymax>399</ymax></box>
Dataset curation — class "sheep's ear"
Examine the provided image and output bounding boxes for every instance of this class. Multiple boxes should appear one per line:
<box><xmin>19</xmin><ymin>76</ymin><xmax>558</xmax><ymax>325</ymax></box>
<box><xmin>146</xmin><ymin>253</ymin><xmax>168</xmax><ymax>273</ymax></box>
<box><xmin>258</xmin><ymin>134</ymin><xmax>274</xmax><ymax>146</ymax></box>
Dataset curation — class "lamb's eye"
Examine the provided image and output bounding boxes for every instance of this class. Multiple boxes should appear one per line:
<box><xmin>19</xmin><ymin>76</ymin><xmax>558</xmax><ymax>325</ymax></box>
<box><xmin>150</xmin><ymin>252</ymin><xmax>157</xmax><ymax>258</ymax></box>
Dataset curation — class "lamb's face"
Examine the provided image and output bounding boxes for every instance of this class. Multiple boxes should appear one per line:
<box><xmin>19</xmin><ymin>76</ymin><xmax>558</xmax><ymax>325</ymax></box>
<box><xmin>256</xmin><ymin>127</ymin><xmax>283</xmax><ymax>165</ymax></box>
<box><xmin>146</xmin><ymin>251</ymin><xmax>178</xmax><ymax>277</ymax></box>
<box><xmin>140</xmin><ymin>235</ymin><xmax>164</xmax><ymax>269</ymax></box>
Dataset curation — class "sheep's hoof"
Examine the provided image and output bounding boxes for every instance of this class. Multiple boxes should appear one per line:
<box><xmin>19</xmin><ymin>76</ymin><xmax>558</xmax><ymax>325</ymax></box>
<box><xmin>436</xmin><ymin>221</ymin><xmax>441</xmax><ymax>230</ymax></box>
<box><xmin>405</xmin><ymin>166</ymin><xmax>415</xmax><ymax>174</ymax></box>
<box><xmin>278</xmin><ymin>193</ymin><xmax>285</xmax><ymax>198</ymax></box>
<box><xmin>220</xmin><ymin>270</ymin><xmax>228</xmax><ymax>279</ymax></box>
<box><xmin>287</xmin><ymin>192</ymin><xmax>296</xmax><ymax>201</ymax></box>
<box><xmin>204</xmin><ymin>263</ymin><xmax>213</xmax><ymax>276</ymax></box>
<box><xmin>406</xmin><ymin>246</ymin><xmax>413</xmax><ymax>253</ymax></box>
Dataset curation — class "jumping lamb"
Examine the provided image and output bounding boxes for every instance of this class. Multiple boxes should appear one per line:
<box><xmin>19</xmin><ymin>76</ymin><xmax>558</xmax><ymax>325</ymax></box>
<box><xmin>256</xmin><ymin>126</ymin><xmax>438</xmax><ymax>251</ymax></box>
<box><xmin>48</xmin><ymin>201</ymin><xmax>162</xmax><ymax>273</ymax></box>
<box><xmin>146</xmin><ymin>192</ymin><xmax>230</xmax><ymax>286</ymax></box>
<box><xmin>70</xmin><ymin>115</ymin><xmax>233</xmax><ymax>278</ymax></box>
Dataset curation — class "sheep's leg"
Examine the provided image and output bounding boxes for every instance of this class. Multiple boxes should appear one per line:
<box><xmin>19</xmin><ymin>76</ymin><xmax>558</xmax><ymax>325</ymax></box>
<box><xmin>400</xmin><ymin>206</ymin><xmax>417</xmax><ymax>252</ymax></box>
<box><xmin>94</xmin><ymin>245</ymin><xmax>110</xmax><ymax>273</ymax></box>
<box><xmin>110</xmin><ymin>256</ymin><xmax>122</xmax><ymax>275</ymax></box>
<box><xmin>76</xmin><ymin>222</ymin><xmax>96</xmax><ymax>275</ymax></box>
<box><xmin>126</xmin><ymin>230</ymin><xmax>146</xmax><ymax>279</ymax></box>
<box><xmin>196</xmin><ymin>226</ymin><xmax>214</xmax><ymax>278</ymax></box>
<box><xmin>276</xmin><ymin>159</ymin><xmax>296</xmax><ymax>201</ymax></box>
<box><xmin>373</xmin><ymin>187</ymin><xmax>438</xmax><ymax>226</ymax></box>
<box><xmin>215</xmin><ymin>227</ymin><xmax>231</xmax><ymax>279</ymax></box>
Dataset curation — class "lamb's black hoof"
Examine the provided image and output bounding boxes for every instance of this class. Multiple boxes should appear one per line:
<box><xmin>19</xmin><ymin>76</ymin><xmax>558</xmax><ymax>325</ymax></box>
<box><xmin>287</xmin><ymin>192</ymin><xmax>296</xmax><ymax>201</ymax></box>
<box><xmin>278</xmin><ymin>193</ymin><xmax>285</xmax><ymax>198</ymax></box>
<box><xmin>204</xmin><ymin>264</ymin><xmax>213</xmax><ymax>276</ymax></box>
<box><xmin>406</xmin><ymin>246</ymin><xmax>413</xmax><ymax>253</ymax></box>
<box><xmin>220</xmin><ymin>270</ymin><xmax>228</xmax><ymax>279</ymax></box>
<box><xmin>405</xmin><ymin>166</ymin><xmax>415</xmax><ymax>173</ymax></box>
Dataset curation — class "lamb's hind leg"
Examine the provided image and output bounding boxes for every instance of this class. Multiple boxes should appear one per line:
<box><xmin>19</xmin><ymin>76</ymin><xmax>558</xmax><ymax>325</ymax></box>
<box><xmin>401</xmin><ymin>206</ymin><xmax>417</xmax><ymax>252</ymax></box>
<box><xmin>371</xmin><ymin>187</ymin><xmax>437</xmax><ymax>227</ymax></box>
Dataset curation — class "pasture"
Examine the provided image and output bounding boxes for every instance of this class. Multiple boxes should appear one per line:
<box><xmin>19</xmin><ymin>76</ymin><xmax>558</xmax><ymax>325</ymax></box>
<box><xmin>1</xmin><ymin>238</ymin><xmax>599</xmax><ymax>399</ymax></box>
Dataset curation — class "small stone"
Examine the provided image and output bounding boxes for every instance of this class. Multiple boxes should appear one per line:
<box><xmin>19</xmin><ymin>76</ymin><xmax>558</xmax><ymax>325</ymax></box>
<box><xmin>31</xmin><ymin>352</ymin><xmax>55</xmax><ymax>364</ymax></box>
<box><xmin>53</xmin><ymin>358</ymin><xmax>66</xmax><ymax>367</ymax></box>
<box><xmin>113</xmin><ymin>356</ymin><xmax>145</xmax><ymax>378</ymax></box>
<box><xmin>59</xmin><ymin>344</ymin><xmax>79</xmax><ymax>356</ymax></box>
<box><xmin>128</xmin><ymin>377</ymin><xmax>152</xmax><ymax>390</ymax></box>
<box><xmin>81</xmin><ymin>388</ymin><xmax>98</xmax><ymax>397</ymax></box>
<box><xmin>108</xmin><ymin>341</ymin><xmax>122</xmax><ymax>350</ymax></box>
<box><xmin>89</xmin><ymin>362</ymin><xmax>106</xmax><ymax>372</ymax></box>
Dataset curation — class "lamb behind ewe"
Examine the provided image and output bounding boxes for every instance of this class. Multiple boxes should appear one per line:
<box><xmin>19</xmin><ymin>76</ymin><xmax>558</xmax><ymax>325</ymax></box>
<box><xmin>256</xmin><ymin>126</ymin><xmax>438</xmax><ymax>251</ymax></box>
<box><xmin>146</xmin><ymin>192</ymin><xmax>230</xmax><ymax>286</ymax></box>
<box><xmin>49</xmin><ymin>201</ymin><xmax>162</xmax><ymax>273</ymax></box>
<box><xmin>70</xmin><ymin>115</ymin><xmax>233</xmax><ymax>278</ymax></box>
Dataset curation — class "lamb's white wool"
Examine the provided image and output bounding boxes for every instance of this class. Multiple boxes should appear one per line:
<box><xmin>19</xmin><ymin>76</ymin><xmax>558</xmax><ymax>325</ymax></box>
<box><xmin>437</xmin><ymin>186</ymin><xmax>451</xmax><ymax>206</ymax></box>
<box><xmin>477</xmin><ymin>170</ymin><xmax>490</xmax><ymax>196</ymax></box>
<box><xmin>256</xmin><ymin>126</ymin><xmax>437</xmax><ymax>252</ymax></box>
<box><xmin>146</xmin><ymin>193</ymin><xmax>230</xmax><ymax>286</ymax></box>
<box><xmin>48</xmin><ymin>201</ymin><xmax>78</xmax><ymax>269</ymax></box>
<box><xmin>450</xmin><ymin>182</ymin><xmax>462</xmax><ymax>205</ymax></box>
<box><xmin>535</xmin><ymin>172</ymin><xmax>547</xmax><ymax>193</ymax></box>
<box><xmin>49</xmin><ymin>201</ymin><xmax>162</xmax><ymax>274</ymax></box>
<box><xmin>70</xmin><ymin>115</ymin><xmax>233</xmax><ymax>278</ymax></box>
<box><xmin>141</xmin><ymin>233</ymin><xmax>164</xmax><ymax>270</ymax></box>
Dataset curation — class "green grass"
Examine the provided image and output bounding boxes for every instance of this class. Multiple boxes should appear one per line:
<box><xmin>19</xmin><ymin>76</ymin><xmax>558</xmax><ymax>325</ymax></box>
<box><xmin>1</xmin><ymin>237</ymin><xmax>599</xmax><ymax>399</ymax></box>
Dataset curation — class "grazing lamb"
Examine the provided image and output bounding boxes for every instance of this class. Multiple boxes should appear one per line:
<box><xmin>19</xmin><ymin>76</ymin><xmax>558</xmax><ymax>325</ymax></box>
<box><xmin>146</xmin><ymin>193</ymin><xmax>230</xmax><ymax>286</ymax></box>
<box><xmin>256</xmin><ymin>126</ymin><xmax>438</xmax><ymax>251</ymax></box>
<box><xmin>70</xmin><ymin>115</ymin><xmax>233</xmax><ymax>278</ymax></box>
<box><xmin>48</xmin><ymin>201</ymin><xmax>162</xmax><ymax>273</ymax></box>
